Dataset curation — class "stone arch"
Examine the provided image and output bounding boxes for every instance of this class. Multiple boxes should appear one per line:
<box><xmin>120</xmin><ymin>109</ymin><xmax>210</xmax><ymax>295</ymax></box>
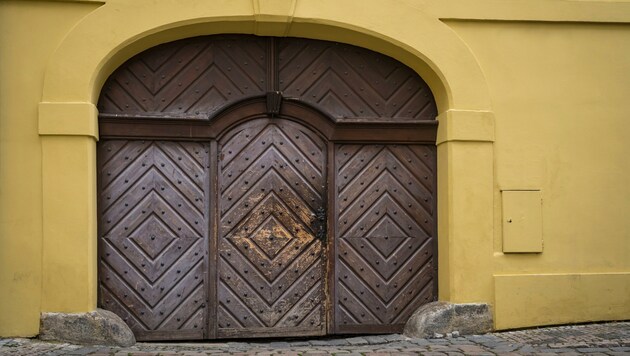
<box><xmin>40</xmin><ymin>0</ymin><xmax>491</xmax><ymax>112</ymax></box>
<box><xmin>39</xmin><ymin>0</ymin><xmax>495</xmax><ymax>315</ymax></box>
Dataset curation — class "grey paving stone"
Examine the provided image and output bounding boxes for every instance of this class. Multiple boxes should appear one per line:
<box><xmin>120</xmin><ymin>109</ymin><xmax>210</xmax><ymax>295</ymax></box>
<box><xmin>288</xmin><ymin>341</ymin><xmax>311</xmax><ymax>347</ymax></box>
<box><xmin>308</xmin><ymin>340</ymin><xmax>332</xmax><ymax>346</ymax></box>
<box><xmin>330</xmin><ymin>350</ymin><xmax>353</xmax><ymax>353</ymax></box>
<box><xmin>345</xmin><ymin>337</ymin><xmax>368</xmax><ymax>346</ymax></box>
<box><xmin>427</xmin><ymin>339</ymin><xmax>450</xmax><ymax>344</ymax></box>
<box><xmin>326</xmin><ymin>339</ymin><xmax>350</xmax><ymax>346</ymax></box>
<box><xmin>268</xmin><ymin>342</ymin><xmax>291</xmax><ymax>348</ymax></box>
<box><xmin>448</xmin><ymin>339</ymin><xmax>476</xmax><ymax>345</ymax></box>
<box><xmin>73</xmin><ymin>346</ymin><xmax>104</xmax><ymax>354</ymax></box>
<box><xmin>489</xmin><ymin>344</ymin><xmax>521</xmax><ymax>352</ymax></box>
<box><xmin>42</xmin><ymin>352</ymin><xmax>69</xmax><ymax>356</ymax></box>
<box><xmin>364</xmin><ymin>335</ymin><xmax>388</xmax><ymax>344</ymax></box>
<box><xmin>382</xmin><ymin>334</ymin><xmax>406</xmax><ymax>342</ymax></box>
<box><xmin>537</xmin><ymin>348</ymin><xmax>577</xmax><ymax>353</ymax></box>
<box><xmin>402</xmin><ymin>347</ymin><xmax>429</xmax><ymax>352</ymax></box>
<box><xmin>575</xmin><ymin>347</ymin><xmax>612</xmax><ymax>353</ymax></box>
<box><xmin>549</xmin><ymin>343</ymin><xmax>591</xmax><ymax>349</ymax></box>
<box><xmin>517</xmin><ymin>344</ymin><xmax>537</xmax><ymax>353</ymax></box>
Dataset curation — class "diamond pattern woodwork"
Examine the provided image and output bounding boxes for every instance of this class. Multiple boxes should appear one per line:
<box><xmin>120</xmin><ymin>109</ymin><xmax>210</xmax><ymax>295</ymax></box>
<box><xmin>98</xmin><ymin>36</ymin><xmax>267</xmax><ymax>119</ymax></box>
<box><xmin>333</xmin><ymin>144</ymin><xmax>437</xmax><ymax>333</ymax></box>
<box><xmin>98</xmin><ymin>140</ymin><xmax>209</xmax><ymax>340</ymax></box>
<box><xmin>217</xmin><ymin>119</ymin><xmax>326</xmax><ymax>337</ymax></box>
<box><xmin>97</xmin><ymin>35</ymin><xmax>439</xmax><ymax>340</ymax></box>
<box><xmin>278</xmin><ymin>39</ymin><xmax>437</xmax><ymax>120</ymax></box>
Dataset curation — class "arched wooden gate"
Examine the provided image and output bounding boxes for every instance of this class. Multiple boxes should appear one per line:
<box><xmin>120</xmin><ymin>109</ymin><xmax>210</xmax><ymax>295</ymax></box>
<box><xmin>97</xmin><ymin>35</ymin><xmax>438</xmax><ymax>340</ymax></box>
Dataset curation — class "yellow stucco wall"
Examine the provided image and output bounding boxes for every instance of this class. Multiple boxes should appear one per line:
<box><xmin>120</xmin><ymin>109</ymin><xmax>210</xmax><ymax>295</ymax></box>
<box><xmin>0</xmin><ymin>0</ymin><xmax>628</xmax><ymax>337</ymax></box>
<box><xmin>0</xmin><ymin>0</ymin><xmax>102</xmax><ymax>337</ymax></box>
<box><xmin>445</xmin><ymin>20</ymin><xmax>630</xmax><ymax>328</ymax></box>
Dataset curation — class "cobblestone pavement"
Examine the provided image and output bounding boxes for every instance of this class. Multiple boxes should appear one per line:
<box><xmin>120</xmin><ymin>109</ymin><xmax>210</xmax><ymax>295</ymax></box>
<box><xmin>1</xmin><ymin>322</ymin><xmax>628</xmax><ymax>355</ymax></box>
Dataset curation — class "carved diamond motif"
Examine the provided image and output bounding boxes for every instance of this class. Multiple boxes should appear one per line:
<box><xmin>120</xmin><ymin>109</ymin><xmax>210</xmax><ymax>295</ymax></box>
<box><xmin>130</xmin><ymin>214</ymin><xmax>176</xmax><ymax>260</ymax></box>
<box><xmin>249</xmin><ymin>216</ymin><xmax>293</xmax><ymax>259</ymax></box>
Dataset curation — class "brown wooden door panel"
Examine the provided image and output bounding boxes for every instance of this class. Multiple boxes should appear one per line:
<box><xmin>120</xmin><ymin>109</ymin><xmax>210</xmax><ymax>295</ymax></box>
<box><xmin>98</xmin><ymin>140</ymin><xmax>210</xmax><ymax>340</ymax></box>
<box><xmin>278</xmin><ymin>39</ymin><xmax>437</xmax><ymax>121</ymax></box>
<box><xmin>217</xmin><ymin>118</ymin><xmax>327</xmax><ymax>338</ymax></box>
<box><xmin>333</xmin><ymin>144</ymin><xmax>437</xmax><ymax>334</ymax></box>
<box><xmin>98</xmin><ymin>36</ymin><xmax>268</xmax><ymax>119</ymax></box>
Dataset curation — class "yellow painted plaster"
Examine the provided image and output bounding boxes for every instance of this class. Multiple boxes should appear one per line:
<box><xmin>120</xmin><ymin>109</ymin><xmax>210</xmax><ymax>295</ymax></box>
<box><xmin>438</xmin><ymin>141</ymin><xmax>495</xmax><ymax>303</ymax></box>
<box><xmin>447</xmin><ymin>20</ymin><xmax>630</xmax><ymax>327</ymax></box>
<box><xmin>436</xmin><ymin>110</ymin><xmax>495</xmax><ymax>145</ymax></box>
<box><xmin>39</xmin><ymin>102</ymin><xmax>99</xmax><ymax>138</ymax></box>
<box><xmin>0</xmin><ymin>0</ymin><xmax>102</xmax><ymax>337</ymax></box>
<box><xmin>495</xmin><ymin>273</ymin><xmax>630</xmax><ymax>329</ymax></box>
<box><xmin>252</xmin><ymin>0</ymin><xmax>297</xmax><ymax>35</ymax></box>
<box><xmin>41</xmin><ymin>136</ymin><xmax>98</xmax><ymax>313</ymax></box>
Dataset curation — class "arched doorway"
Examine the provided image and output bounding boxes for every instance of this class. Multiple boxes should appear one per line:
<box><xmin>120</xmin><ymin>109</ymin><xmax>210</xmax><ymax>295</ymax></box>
<box><xmin>97</xmin><ymin>35</ymin><xmax>438</xmax><ymax>340</ymax></box>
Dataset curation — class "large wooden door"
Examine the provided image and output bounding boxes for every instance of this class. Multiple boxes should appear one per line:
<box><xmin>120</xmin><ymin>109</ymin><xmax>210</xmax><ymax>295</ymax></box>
<box><xmin>96</xmin><ymin>35</ymin><xmax>439</xmax><ymax>340</ymax></box>
<box><xmin>216</xmin><ymin>118</ymin><xmax>327</xmax><ymax>337</ymax></box>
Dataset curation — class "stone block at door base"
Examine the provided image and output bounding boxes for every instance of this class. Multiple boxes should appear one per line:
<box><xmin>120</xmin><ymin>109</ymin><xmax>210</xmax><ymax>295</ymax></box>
<box><xmin>403</xmin><ymin>301</ymin><xmax>493</xmax><ymax>338</ymax></box>
<box><xmin>40</xmin><ymin>309</ymin><xmax>135</xmax><ymax>346</ymax></box>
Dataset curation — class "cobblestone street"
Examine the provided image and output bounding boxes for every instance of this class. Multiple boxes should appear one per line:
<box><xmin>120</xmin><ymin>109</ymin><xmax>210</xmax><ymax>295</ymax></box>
<box><xmin>1</xmin><ymin>322</ymin><xmax>628</xmax><ymax>355</ymax></box>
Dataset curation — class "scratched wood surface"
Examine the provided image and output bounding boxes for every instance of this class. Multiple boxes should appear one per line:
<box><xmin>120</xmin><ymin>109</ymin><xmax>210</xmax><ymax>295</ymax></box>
<box><xmin>216</xmin><ymin>118</ymin><xmax>327</xmax><ymax>338</ymax></box>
